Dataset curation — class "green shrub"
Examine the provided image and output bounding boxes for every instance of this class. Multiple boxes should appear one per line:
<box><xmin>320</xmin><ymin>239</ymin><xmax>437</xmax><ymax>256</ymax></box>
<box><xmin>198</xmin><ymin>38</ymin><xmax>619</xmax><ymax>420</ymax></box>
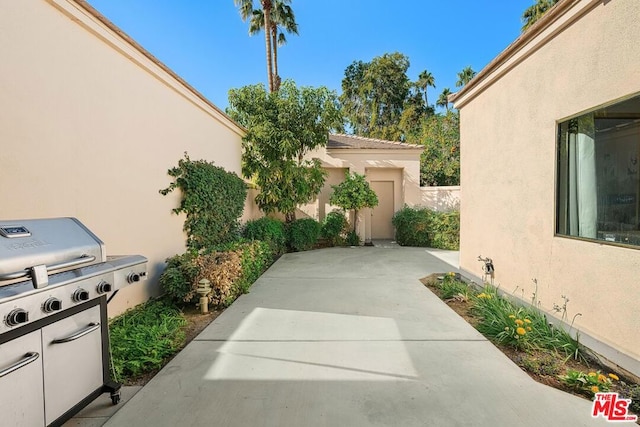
<box><xmin>243</xmin><ymin>217</ymin><xmax>286</xmax><ymax>256</ymax></box>
<box><xmin>159</xmin><ymin>241</ymin><xmax>273</xmax><ymax>307</ymax></box>
<box><xmin>160</xmin><ymin>153</ymin><xmax>247</xmax><ymax>250</ymax></box>
<box><xmin>392</xmin><ymin>207</ymin><xmax>431</xmax><ymax>246</ymax></box>
<box><xmin>345</xmin><ymin>230</ymin><xmax>360</xmax><ymax>246</ymax></box>
<box><xmin>287</xmin><ymin>218</ymin><xmax>321</xmax><ymax>252</ymax></box>
<box><xmin>431</xmin><ymin>210</ymin><xmax>460</xmax><ymax>250</ymax></box>
<box><xmin>219</xmin><ymin>240</ymin><xmax>273</xmax><ymax>305</ymax></box>
<box><xmin>158</xmin><ymin>252</ymin><xmax>200</xmax><ymax>303</ymax></box>
<box><xmin>109</xmin><ymin>298</ymin><xmax>186</xmax><ymax>383</ymax></box>
<box><xmin>321</xmin><ymin>211</ymin><xmax>348</xmax><ymax>246</ymax></box>
<box><xmin>392</xmin><ymin>206</ymin><xmax>459</xmax><ymax>250</ymax></box>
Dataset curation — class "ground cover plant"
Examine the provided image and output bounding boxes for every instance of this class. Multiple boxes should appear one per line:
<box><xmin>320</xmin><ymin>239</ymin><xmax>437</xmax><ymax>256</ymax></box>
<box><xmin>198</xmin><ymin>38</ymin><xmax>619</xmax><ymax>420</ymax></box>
<box><xmin>110</xmin><ymin>298</ymin><xmax>187</xmax><ymax>384</ymax></box>
<box><xmin>422</xmin><ymin>273</ymin><xmax>639</xmax><ymax>418</ymax></box>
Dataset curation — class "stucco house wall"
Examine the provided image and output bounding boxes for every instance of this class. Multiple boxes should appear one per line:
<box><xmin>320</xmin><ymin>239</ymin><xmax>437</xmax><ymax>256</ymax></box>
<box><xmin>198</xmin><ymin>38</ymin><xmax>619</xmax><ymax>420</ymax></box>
<box><xmin>0</xmin><ymin>0</ymin><xmax>248</xmax><ymax>316</ymax></box>
<box><xmin>302</xmin><ymin>134</ymin><xmax>424</xmax><ymax>242</ymax></box>
<box><xmin>452</xmin><ymin>0</ymin><xmax>640</xmax><ymax>375</ymax></box>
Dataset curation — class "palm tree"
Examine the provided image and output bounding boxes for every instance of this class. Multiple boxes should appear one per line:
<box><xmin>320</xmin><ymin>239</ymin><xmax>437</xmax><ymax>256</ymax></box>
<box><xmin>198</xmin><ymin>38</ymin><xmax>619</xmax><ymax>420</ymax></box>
<box><xmin>456</xmin><ymin>66</ymin><xmax>476</xmax><ymax>88</ymax></box>
<box><xmin>416</xmin><ymin>70</ymin><xmax>435</xmax><ymax>107</ymax></box>
<box><xmin>235</xmin><ymin>0</ymin><xmax>275</xmax><ymax>92</ymax></box>
<box><xmin>437</xmin><ymin>88</ymin><xmax>452</xmax><ymax>111</ymax></box>
<box><xmin>521</xmin><ymin>0</ymin><xmax>559</xmax><ymax>32</ymax></box>
<box><xmin>249</xmin><ymin>0</ymin><xmax>298</xmax><ymax>91</ymax></box>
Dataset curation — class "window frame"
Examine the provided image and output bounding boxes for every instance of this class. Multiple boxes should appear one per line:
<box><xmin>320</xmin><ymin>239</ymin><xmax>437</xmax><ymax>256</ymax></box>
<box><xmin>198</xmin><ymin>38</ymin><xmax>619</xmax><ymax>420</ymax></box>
<box><xmin>554</xmin><ymin>92</ymin><xmax>640</xmax><ymax>250</ymax></box>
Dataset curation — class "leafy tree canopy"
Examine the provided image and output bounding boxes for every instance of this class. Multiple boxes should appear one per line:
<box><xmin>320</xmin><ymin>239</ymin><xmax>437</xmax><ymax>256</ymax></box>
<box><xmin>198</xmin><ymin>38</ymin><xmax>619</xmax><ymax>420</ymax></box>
<box><xmin>409</xmin><ymin>111</ymin><xmax>460</xmax><ymax>186</ymax></box>
<box><xmin>329</xmin><ymin>172</ymin><xmax>378</xmax><ymax>232</ymax></box>
<box><xmin>340</xmin><ymin>52</ymin><xmax>412</xmax><ymax>140</ymax></box>
<box><xmin>227</xmin><ymin>80</ymin><xmax>343</xmax><ymax>222</ymax></box>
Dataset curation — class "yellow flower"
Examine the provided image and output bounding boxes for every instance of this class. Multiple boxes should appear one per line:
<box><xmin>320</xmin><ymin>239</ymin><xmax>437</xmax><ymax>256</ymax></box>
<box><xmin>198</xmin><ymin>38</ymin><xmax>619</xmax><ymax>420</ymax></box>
<box><xmin>588</xmin><ymin>372</ymin><xmax>597</xmax><ymax>377</ymax></box>
<box><xmin>524</xmin><ymin>319</ymin><xmax>532</xmax><ymax>324</ymax></box>
<box><xmin>608</xmin><ymin>373</ymin><xmax>619</xmax><ymax>381</ymax></box>
<box><xmin>526</xmin><ymin>326</ymin><xmax>532</xmax><ymax>331</ymax></box>
<box><xmin>515</xmin><ymin>319</ymin><xmax>524</xmax><ymax>326</ymax></box>
<box><xmin>591</xmin><ymin>386</ymin><xmax>599</xmax><ymax>393</ymax></box>
<box><xmin>447</xmin><ymin>272</ymin><xmax>455</xmax><ymax>277</ymax></box>
<box><xmin>516</xmin><ymin>327</ymin><xmax>526</xmax><ymax>335</ymax></box>
<box><xmin>508</xmin><ymin>314</ymin><xmax>516</xmax><ymax>319</ymax></box>
<box><xmin>504</xmin><ymin>327</ymin><xmax>509</xmax><ymax>331</ymax></box>
<box><xmin>598</xmin><ymin>374</ymin><xmax>607</xmax><ymax>383</ymax></box>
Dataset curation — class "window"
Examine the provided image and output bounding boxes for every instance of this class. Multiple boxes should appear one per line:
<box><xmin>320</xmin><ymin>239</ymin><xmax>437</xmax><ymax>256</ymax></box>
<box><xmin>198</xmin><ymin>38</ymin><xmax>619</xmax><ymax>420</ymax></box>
<box><xmin>557</xmin><ymin>95</ymin><xmax>640</xmax><ymax>247</ymax></box>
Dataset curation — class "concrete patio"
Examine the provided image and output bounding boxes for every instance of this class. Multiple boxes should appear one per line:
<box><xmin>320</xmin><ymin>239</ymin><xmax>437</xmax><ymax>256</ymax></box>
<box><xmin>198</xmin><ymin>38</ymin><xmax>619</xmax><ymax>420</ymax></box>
<box><xmin>74</xmin><ymin>246</ymin><xmax>624</xmax><ymax>426</ymax></box>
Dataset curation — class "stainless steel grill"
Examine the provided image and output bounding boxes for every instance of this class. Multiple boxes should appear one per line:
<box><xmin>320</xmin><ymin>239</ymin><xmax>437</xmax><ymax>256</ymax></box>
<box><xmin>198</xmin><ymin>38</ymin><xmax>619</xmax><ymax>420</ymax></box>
<box><xmin>0</xmin><ymin>217</ymin><xmax>147</xmax><ymax>426</ymax></box>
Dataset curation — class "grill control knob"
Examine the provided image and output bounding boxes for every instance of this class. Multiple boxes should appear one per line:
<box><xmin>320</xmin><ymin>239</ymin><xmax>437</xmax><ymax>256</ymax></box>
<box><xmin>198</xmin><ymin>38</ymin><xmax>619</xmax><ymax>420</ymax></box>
<box><xmin>72</xmin><ymin>288</ymin><xmax>90</xmax><ymax>303</ymax></box>
<box><xmin>6</xmin><ymin>308</ymin><xmax>29</xmax><ymax>326</ymax></box>
<box><xmin>127</xmin><ymin>273</ymin><xmax>141</xmax><ymax>284</ymax></box>
<box><xmin>96</xmin><ymin>281</ymin><xmax>112</xmax><ymax>294</ymax></box>
<box><xmin>43</xmin><ymin>298</ymin><xmax>62</xmax><ymax>313</ymax></box>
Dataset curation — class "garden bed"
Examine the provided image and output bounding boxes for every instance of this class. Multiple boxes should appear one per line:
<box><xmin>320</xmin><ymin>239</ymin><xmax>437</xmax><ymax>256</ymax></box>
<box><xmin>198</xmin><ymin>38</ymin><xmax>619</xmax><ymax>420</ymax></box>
<box><xmin>421</xmin><ymin>273</ymin><xmax>639</xmax><ymax>421</ymax></box>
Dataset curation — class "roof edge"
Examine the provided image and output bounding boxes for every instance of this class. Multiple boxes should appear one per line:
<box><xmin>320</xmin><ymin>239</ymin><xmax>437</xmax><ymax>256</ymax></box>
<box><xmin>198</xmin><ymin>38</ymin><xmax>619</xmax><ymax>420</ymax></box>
<box><xmin>450</xmin><ymin>0</ymin><xmax>601</xmax><ymax>109</ymax></box>
<box><xmin>330</xmin><ymin>133</ymin><xmax>423</xmax><ymax>149</ymax></box>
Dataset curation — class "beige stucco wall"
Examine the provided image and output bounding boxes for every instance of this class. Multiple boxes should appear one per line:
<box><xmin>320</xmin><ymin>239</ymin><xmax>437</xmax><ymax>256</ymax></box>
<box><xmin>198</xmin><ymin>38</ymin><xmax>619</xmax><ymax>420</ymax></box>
<box><xmin>304</xmin><ymin>147</ymin><xmax>423</xmax><ymax>242</ymax></box>
<box><xmin>0</xmin><ymin>1</ymin><xmax>248</xmax><ymax>316</ymax></box>
<box><xmin>420</xmin><ymin>186</ymin><xmax>460</xmax><ymax>212</ymax></box>
<box><xmin>454</xmin><ymin>0</ymin><xmax>640</xmax><ymax>373</ymax></box>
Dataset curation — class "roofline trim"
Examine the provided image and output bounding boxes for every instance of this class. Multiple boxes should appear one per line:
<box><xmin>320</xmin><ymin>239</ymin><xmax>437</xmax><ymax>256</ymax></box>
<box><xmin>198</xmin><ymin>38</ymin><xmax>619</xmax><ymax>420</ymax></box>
<box><xmin>49</xmin><ymin>0</ymin><xmax>246</xmax><ymax>136</ymax></box>
<box><xmin>326</xmin><ymin>148</ymin><xmax>424</xmax><ymax>154</ymax></box>
<box><xmin>450</xmin><ymin>0</ymin><xmax>602</xmax><ymax>109</ymax></box>
<box><xmin>330</xmin><ymin>133</ymin><xmax>424</xmax><ymax>149</ymax></box>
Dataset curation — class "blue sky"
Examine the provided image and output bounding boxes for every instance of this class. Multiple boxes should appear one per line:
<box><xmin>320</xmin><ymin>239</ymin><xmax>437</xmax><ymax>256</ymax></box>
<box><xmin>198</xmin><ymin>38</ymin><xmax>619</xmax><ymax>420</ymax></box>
<box><xmin>87</xmin><ymin>0</ymin><xmax>534</xmax><ymax>110</ymax></box>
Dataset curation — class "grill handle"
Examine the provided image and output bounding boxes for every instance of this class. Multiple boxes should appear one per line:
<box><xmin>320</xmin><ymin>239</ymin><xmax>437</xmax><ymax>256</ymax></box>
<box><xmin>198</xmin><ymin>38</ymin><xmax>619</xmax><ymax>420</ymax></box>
<box><xmin>0</xmin><ymin>352</ymin><xmax>40</xmax><ymax>378</ymax></box>
<box><xmin>51</xmin><ymin>322</ymin><xmax>100</xmax><ymax>344</ymax></box>
<box><xmin>0</xmin><ymin>255</ymin><xmax>96</xmax><ymax>281</ymax></box>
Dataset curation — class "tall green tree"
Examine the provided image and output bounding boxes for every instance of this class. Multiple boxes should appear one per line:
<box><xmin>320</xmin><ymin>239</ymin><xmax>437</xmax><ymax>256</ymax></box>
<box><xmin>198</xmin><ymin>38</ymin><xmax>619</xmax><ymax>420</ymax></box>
<box><xmin>227</xmin><ymin>80</ymin><xmax>343</xmax><ymax>222</ymax></box>
<box><xmin>249</xmin><ymin>0</ymin><xmax>298</xmax><ymax>91</ymax></box>
<box><xmin>416</xmin><ymin>70</ymin><xmax>435</xmax><ymax>107</ymax></box>
<box><xmin>436</xmin><ymin>88</ymin><xmax>452</xmax><ymax>111</ymax></box>
<box><xmin>522</xmin><ymin>0</ymin><xmax>559</xmax><ymax>31</ymax></box>
<box><xmin>329</xmin><ymin>172</ymin><xmax>378</xmax><ymax>233</ymax></box>
<box><xmin>456</xmin><ymin>66</ymin><xmax>476</xmax><ymax>87</ymax></box>
<box><xmin>235</xmin><ymin>0</ymin><xmax>275</xmax><ymax>92</ymax></box>
<box><xmin>416</xmin><ymin>111</ymin><xmax>460</xmax><ymax>186</ymax></box>
<box><xmin>340</xmin><ymin>52</ymin><xmax>411</xmax><ymax>140</ymax></box>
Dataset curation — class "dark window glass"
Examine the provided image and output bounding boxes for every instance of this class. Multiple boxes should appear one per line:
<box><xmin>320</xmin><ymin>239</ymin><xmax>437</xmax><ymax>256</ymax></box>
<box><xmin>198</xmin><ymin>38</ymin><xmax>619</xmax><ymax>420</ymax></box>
<box><xmin>557</xmin><ymin>95</ymin><xmax>640</xmax><ymax>246</ymax></box>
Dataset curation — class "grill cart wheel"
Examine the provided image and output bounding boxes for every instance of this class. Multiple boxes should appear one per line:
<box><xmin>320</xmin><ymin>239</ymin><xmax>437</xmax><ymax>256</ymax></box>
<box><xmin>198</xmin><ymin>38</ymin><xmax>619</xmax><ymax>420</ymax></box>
<box><xmin>111</xmin><ymin>390</ymin><xmax>121</xmax><ymax>405</ymax></box>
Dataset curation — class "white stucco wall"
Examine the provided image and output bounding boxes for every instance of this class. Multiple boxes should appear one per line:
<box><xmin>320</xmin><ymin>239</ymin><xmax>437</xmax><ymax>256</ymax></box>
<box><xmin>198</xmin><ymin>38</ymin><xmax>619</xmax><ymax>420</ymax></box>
<box><xmin>420</xmin><ymin>186</ymin><xmax>460</xmax><ymax>212</ymax></box>
<box><xmin>454</xmin><ymin>0</ymin><xmax>640</xmax><ymax>374</ymax></box>
<box><xmin>0</xmin><ymin>0</ymin><xmax>248</xmax><ymax>316</ymax></box>
<box><xmin>304</xmin><ymin>147</ymin><xmax>423</xmax><ymax>242</ymax></box>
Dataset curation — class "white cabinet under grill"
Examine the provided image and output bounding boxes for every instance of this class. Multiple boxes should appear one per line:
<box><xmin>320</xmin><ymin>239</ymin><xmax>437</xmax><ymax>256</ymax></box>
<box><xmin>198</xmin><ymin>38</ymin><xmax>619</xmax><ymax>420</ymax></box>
<box><xmin>43</xmin><ymin>304</ymin><xmax>102</xmax><ymax>425</ymax></box>
<box><xmin>0</xmin><ymin>330</ymin><xmax>45</xmax><ymax>426</ymax></box>
<box><xmin>0</xmin><ymin>301</ymin><xmax>106</xmax><ymax>427</ymax></box>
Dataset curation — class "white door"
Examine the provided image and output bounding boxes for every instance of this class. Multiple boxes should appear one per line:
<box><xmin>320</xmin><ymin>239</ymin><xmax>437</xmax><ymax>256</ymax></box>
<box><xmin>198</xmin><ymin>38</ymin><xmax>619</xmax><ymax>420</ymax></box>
<box><xmin>371</xmin><ymin>181</ymin><xmax>394</xmax><ymax>239</ymax></box>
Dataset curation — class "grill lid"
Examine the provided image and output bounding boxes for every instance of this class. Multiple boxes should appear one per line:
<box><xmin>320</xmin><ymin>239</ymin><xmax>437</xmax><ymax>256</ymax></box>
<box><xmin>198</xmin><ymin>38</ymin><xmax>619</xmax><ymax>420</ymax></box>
<box><xmin>0</xmin><ymin>218</ymin><xmax>105</xmax><ymax>286</ymax></box>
